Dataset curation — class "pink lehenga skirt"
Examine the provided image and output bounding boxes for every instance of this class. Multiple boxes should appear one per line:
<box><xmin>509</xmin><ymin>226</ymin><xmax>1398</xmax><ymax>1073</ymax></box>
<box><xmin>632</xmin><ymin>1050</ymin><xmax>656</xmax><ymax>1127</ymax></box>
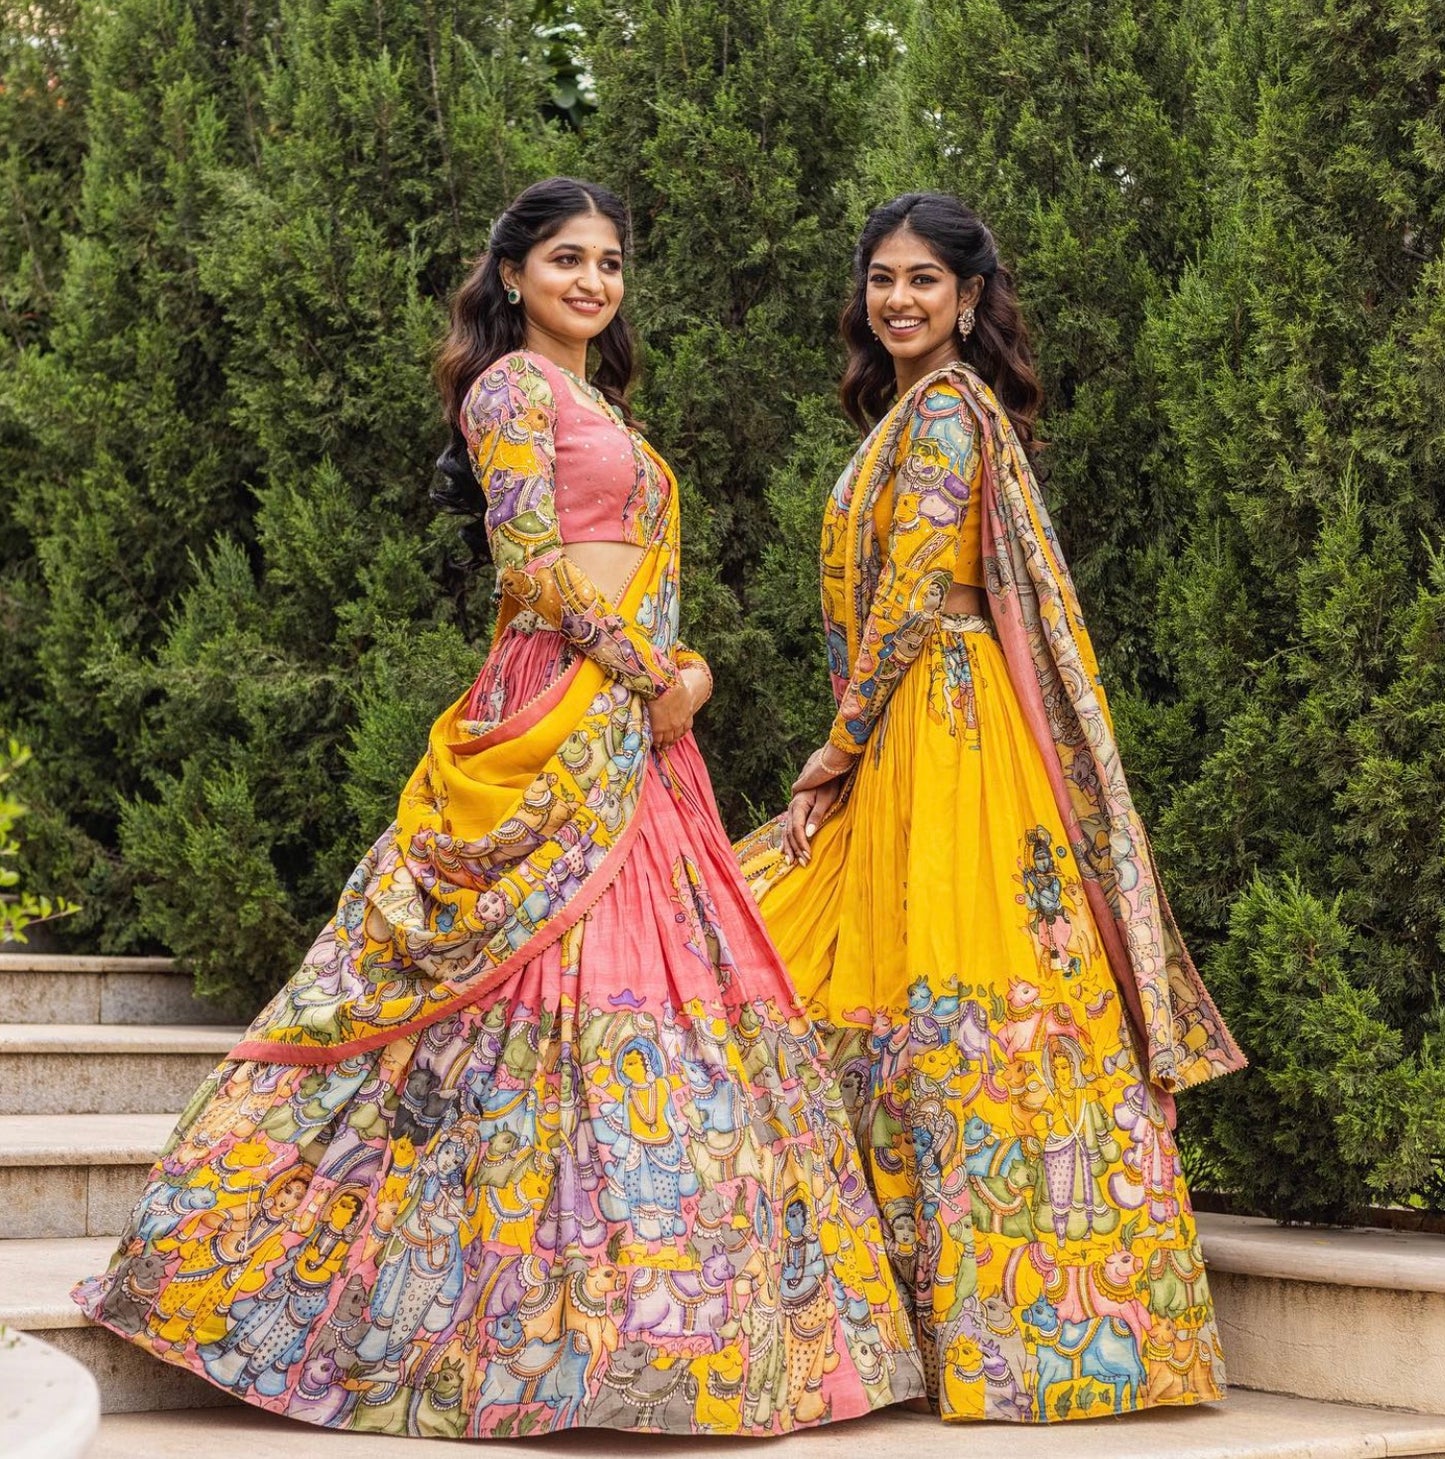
<box><xmin>72</xmin><ymin>624</ymin><xmax>925</xmax><ymax>1438</ymax></box>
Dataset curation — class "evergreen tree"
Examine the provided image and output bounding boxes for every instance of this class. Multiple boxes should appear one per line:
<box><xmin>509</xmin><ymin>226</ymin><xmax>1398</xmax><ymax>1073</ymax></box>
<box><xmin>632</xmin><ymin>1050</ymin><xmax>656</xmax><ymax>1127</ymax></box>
<box><xmin>116</xmin><ymin>0</ymin><xmax>560</xmax><ymax>1003</ymax></box>
<box><xmin>0</xmin><ymin>2</ymin><xmax>90</xmax><ymax>352</ymax></box>
<box><xmin>3</xmin><ymin>0</ymin><xmax>1439</xmax><ymax>1217</ymax></box>
<box><xmin>2</xmin><ymin>0</ymin><xmax>277</xmax><ymax>946</ymax></box>
<box><xmin>1146</xmin><ymin>0</ymin><xmax>1445</xmax><ymax>1218</ymax></box>
<box><xmin>862</xmin><ymin>0</ymin><xmax>1212</xmax><ymax>691</ymax></box>
<box><xmin>0</xmin><ymin>1</ymin><xmax>91</xmax><ymax>733</ymax></box>
<box><xmin>577</xmin><ymin>0</ymin><xmax>897</xmax><ymax>819</ymax></box>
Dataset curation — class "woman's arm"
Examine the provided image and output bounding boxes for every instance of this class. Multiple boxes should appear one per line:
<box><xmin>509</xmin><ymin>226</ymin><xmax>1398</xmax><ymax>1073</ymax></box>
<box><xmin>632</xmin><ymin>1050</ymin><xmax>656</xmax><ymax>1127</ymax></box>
<box><xmin>674</xmin><ymin>643</ymin><xmax>712</xmax><ymax>703</ymax></box>
<box><xmin>461</xmin><ymin>353</ymin><xmax>677</xmax><ymax>698</ymax></box>
<box><xmin>825</xmin><ymin>384</ymin><xmax>979</xmax><ymax>758</ymax></box>
<box><xmin>782</xmin><ymin>388</ymin><xmax>979</xmax><ymax>864</ymax></box>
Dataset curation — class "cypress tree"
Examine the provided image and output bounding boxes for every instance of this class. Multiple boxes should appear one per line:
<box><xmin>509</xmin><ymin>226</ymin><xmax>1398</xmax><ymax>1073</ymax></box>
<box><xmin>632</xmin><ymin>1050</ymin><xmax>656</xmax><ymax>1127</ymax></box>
<box><xmin>0</xmin><ymin>2</ymin><xmax>90</xmax><ymax>351</ymax></box>
<box><xmin>116</xmin><ymin>0</ymin><xmax>561</xmax><ymax>1003</ymax></box>
<box><xmin>1146</xmin><ymin>0</ymin><xmax>1445</xmax><ymax>1218</ymax></box>
<box><xmin>860</xmin><ymin>0</ymin><xmax>1212</xmax><ymax>691</ymax></box>
<box><xmin>3</xmin><ymin>0</ymin><xmax>276</xmax><ymax>946</ymax></box>
<box><xmin>0</xmin><ymin>1</ymin><xmax>91</xmax><ymax>726</ymax></box>
<box><xmin>724</xmin><ymin>0</ymin><xmax>1217</xmax><ymax>823</ymax></box>
<box><xmin>577</xmin><ymin>0</ymin><xmax>897</xmax><ymax>819</ymax></box>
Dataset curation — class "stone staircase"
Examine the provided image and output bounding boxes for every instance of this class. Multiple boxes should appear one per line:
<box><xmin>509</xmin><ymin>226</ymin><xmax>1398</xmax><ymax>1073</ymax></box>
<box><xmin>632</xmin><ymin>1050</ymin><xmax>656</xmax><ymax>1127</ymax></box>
<box><xmin>1</xmin><ymin>950</ymin><xmax>1443</xmax><ymax>1458</ymax></box>
<box><xmin>0</xmin><ymin>954</ymin><xmax>241</xmax><ymax>1418</ymax></box>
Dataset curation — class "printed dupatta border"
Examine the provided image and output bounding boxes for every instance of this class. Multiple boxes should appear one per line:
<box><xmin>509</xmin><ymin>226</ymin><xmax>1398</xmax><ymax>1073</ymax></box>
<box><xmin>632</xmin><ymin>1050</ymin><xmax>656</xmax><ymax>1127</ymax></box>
<box><xmin>826</xmin><ymin>366</ymin><xmax>1244</xmax><ymax>1099</ymax></box>
<box><xmin>232</xmin><ymin>442</ymin><xmax>683</xmax><ymax>1065</ymax></box>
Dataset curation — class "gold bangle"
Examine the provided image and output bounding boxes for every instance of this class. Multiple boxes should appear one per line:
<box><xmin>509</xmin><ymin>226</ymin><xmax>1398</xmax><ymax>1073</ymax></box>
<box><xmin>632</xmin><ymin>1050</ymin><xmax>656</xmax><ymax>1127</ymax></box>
<box><xmin>820</xmin><ymin>741</ymin><xmax>855</xmax><ymax>775</ymax></box>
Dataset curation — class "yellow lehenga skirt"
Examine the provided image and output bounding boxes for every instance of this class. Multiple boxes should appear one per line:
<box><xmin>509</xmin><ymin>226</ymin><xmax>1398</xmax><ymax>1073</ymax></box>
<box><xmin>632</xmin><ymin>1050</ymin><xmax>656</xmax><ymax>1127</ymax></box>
<box><xmin>743</xmin><ymin>614</ymin><xmax>1225</xmax><ymax>1422</ymax></box>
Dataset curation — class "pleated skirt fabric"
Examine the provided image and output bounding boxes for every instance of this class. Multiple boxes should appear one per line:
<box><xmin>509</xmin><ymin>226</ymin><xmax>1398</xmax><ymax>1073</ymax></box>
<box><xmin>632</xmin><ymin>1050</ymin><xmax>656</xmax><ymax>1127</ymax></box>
<box><xmin>750</xmin><ymin>615</ymin><xmax>1226</xmax><ymax>1422</ymax></box>
<box><xmin>72</xmin><ymin>625</ymin><xmax>925</xmax><ymax>1438</ymax></box>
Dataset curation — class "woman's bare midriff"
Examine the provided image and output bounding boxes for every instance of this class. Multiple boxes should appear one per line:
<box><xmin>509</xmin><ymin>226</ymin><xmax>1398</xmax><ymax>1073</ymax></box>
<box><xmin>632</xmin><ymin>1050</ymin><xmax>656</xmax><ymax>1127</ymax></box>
<box><xmin>944</xmin><ymin>581</ymin><xmax>988</xmax><ymax>618</ymax></box>
<box><xmin>566</xmin><ymin>540</ymin><xmax>646</xmax><ymax>602</ymax></box>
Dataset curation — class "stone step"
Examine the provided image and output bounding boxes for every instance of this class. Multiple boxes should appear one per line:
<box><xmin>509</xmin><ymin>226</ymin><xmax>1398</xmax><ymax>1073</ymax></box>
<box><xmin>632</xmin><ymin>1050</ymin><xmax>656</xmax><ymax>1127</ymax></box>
<box><xmin>0</xmin><ymin>1235</ymin><xmax>231</xmax><ymax>1414</ymax></box>
<box><xmin>0</xmin><ymin>1113</ymin><xmax>176</xmax><ymax>1238</ymax></box>
<box><xmin>83</xmin><ymin>1390</ymin><xmax>1445</xmax><ymax>1457</ymax></box>
<box><xmin>1199</xmin><ymin>1211</ymin><xmax>1445</xmax><ymax>1416</ymax></box>
<box><xmin>0</xmin><ymin>1025</ymin><xmax>239</xmax><ymax>1116</ymax></box>
<box><xmin>0</xmin><ymin>953</ymin><xmax>232</xmax><ymax>1027</ymax></box>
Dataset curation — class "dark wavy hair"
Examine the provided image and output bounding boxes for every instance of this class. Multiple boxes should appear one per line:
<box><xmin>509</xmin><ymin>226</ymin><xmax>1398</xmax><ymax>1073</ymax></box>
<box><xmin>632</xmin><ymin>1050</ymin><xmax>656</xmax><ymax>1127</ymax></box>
<box><xmin>840</xmin><ymin>192</ymin><xmax>1044</xmax><ymax>450</ymax></box>
<box><xmin>432</xmin><ymin>177</ymin><xmax>638</xmax><ymax>560</ymax></box>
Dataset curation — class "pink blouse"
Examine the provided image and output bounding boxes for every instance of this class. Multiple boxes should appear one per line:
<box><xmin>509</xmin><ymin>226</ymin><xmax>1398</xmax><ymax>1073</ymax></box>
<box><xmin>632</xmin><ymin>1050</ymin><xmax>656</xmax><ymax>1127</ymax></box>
<box><xmin>458</xmin><ymin>349</ymin><xmax>691</xmax><ymax>701</ymax></box>
<box><xmin>523</xmin><ymin>351</ymin><xmax>650</xmax><ymax>546</ymax></box>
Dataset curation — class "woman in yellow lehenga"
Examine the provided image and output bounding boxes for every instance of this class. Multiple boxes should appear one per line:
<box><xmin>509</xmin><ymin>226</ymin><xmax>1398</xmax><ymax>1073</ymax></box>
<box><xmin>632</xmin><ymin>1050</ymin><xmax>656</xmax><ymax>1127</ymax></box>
<box><xmin>737</xmin><ymin>192</ymin><xmax>1247</xmax><ymax>1424</ymax></box>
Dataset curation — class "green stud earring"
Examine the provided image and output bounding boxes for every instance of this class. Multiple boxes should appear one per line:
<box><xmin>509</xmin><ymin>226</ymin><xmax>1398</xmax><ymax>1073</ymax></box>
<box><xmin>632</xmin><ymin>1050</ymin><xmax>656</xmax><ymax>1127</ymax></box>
<box><xmin>506</xmin><ymin>287</ymin><xmax>521</xmax><ymax>305</ymax></box>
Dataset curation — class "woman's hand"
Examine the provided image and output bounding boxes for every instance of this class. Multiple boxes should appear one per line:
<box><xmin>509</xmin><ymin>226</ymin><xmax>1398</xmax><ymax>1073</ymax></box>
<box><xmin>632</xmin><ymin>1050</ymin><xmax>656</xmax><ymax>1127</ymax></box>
<box><xmin>781</xmin><ymin>777</ymin><xmax>844</xmax><ymax>865</ymax></box>
<box><xmin>780</xmin><ymin>743</ymin><xmax>853</xmax><ymax>864</ymax></box>
<box><xmin>650</xmin><ymin>666</ymin><xmax>709</xmax><ymax>748</ymax></box>
<box><xmin>790</xmin><ymin>743</ymin><xmax>854</xmax><ymax>794</ymax></box>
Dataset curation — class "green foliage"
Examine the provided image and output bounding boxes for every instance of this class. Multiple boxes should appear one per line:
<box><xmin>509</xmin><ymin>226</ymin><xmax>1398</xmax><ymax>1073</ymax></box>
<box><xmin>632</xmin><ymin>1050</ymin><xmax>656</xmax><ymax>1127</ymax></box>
<box><xmin>577</xmin><ymin>0</ymin><xmax>898</xmax><ymax>819</ymax></box>
<box><xmin>0</xmin><ymin>739</ymin><xmax>78</xmax><ymax>942</ymax></box>
<box><xmin>105</xmin><ymin>0</ymin><xmax>558</xmax><ymax>1007</ymax></box>
<box><xmin>0</xmin><ymin>2</ymin><xmax>91</xmax><ymax>351</ymax></box>
<box><xmin>744</xmin><ymin>397</ymin><xmax>859</xmax><ymax>805</ymax></box>
<box><xmin>866</xmin><ymin>0</ymin><xmax>1211</xmax><ymax>691</ymax></box>
<box><xmin>2</xmin><ymin>0</ymin><xmax>1443</xmax><ymax>1215</ymax></box>
<box><xmin>3</xmin><ymin>0</ymin><xmax>558</xmax><ymax>1005</ymax></box>
<box><xmin>344</xmin><ymin>622</ymin><xmax>480</xmax><ymax>842</ymax></box>
<box><xmin>1188</xmin><ymin>875</ymin><xmax>1445</xmax><ymax>1220</ymax></box>
<box><xmin>1147</xmin><ymin>0</ymin><xmax>1445</xmax><ymax>1218</ymax></box>
<box><xmin>3</xmin><ymin>0</ymin><xmax>278</xmax><ymax>948</ymax></box>
<box><xmin>0</xmin><ymin>3</ymin><xmax>91</xmax><ymax>780</ymax></box>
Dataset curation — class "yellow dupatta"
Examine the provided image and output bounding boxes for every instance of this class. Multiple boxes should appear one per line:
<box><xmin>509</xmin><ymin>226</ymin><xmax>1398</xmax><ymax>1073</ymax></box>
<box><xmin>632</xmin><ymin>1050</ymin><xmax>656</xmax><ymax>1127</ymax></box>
<box><xmin>234</xmin><ymin>447</ymin><xmax>682</xmax><ymax>1064</ymax></box>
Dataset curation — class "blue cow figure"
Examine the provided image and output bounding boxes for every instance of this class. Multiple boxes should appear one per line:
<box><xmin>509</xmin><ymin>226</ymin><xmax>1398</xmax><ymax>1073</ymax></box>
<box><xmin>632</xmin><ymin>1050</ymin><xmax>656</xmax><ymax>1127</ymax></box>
<box><xmin>1023</xmin><ymin>1293</ymin><xmax>1145</xmax><ymax>1415</ymax></box>
<box><xmin>476</xmin><ymin>1313</ymin><xmax>590</xmax><ymax>1429</ymax></box>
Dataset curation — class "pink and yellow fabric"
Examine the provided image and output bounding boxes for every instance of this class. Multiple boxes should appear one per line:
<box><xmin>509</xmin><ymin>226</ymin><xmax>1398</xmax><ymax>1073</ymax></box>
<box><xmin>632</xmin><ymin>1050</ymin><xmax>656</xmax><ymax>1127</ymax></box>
<box><xmin>234</xmin><ymin>354</ymin><xmax>691</xmax><ymax>1064</ymax></box>
<box><xmin>73</xmin><ymin>350</ymin><xmax>926</xmax><ymax>1439</ymax></box>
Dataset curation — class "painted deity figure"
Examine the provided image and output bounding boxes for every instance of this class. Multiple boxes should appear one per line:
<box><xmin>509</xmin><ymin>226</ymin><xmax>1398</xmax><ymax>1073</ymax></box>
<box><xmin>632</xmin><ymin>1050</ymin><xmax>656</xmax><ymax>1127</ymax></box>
<box><xmin>1035</xmin><ymin>1041</ymin><xmax>1121</xmax><ymax>1243</ymax></box>
<box><xmin>535</xmin><ymin>1045</ymin><xmax>607</xmax><ymax>1254</ymax></box>
<box><xmin>199</xmin><ymin>1188</ymin><xmax>366</xmax><ymax>1397</ymax></box>
<box><xmin>596</xmin><ymin>1035</ymin><xmax>698</xmax><ymax>1244</ymax></box>
<box><xmin>779</xmin><ymin>1195</ymin><xmax>838</xmax><ymax>1427</ymax></box>
<box><xmin>357</xmin><ymin>1123</ymin><xmax>484</xmax><ymax>1377</ymax></box>
<box><xmin>151</xmin><ymin>1163</ymin><xmax>313</xmax><ymax>1347</ymax></box>
<box><xmin>1019</xmin><ymin>827</ymin><xmax>1087</xmax><ymax>980</ymax></box>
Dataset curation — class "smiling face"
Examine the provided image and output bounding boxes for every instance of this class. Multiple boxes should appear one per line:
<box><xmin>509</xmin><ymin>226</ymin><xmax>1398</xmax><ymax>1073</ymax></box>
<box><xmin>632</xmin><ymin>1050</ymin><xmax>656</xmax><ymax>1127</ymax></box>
<box><xmin>500</xmin><ymin>208</ymin><xmax>624</xmax><ymax>360</ymax></box>
<box><xmin>865</xmin><ymin>225</ymin><xmax>982</xmax><ymax>377</ymax></box>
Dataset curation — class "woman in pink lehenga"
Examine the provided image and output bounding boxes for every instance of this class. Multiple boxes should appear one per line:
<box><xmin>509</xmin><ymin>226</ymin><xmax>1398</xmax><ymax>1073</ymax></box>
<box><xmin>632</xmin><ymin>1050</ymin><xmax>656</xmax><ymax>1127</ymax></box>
<box><xmin>73</xmin><ymin>177</ymin><xmax>925</xmax><ymax>1438</ymax></box>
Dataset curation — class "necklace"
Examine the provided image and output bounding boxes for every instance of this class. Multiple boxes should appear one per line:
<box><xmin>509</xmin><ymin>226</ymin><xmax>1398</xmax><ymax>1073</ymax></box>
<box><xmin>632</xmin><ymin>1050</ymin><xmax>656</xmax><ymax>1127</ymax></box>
<box><xmin>556</xmin><ymin>362</ymin><xmax>632</xmax><ymax>435</ymax></box>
